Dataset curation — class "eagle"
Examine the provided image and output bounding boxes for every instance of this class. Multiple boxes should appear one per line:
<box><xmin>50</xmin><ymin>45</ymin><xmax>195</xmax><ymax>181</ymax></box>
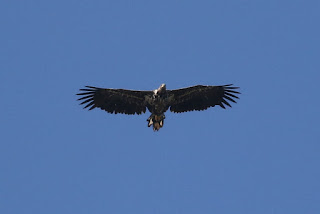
<box><xmin>77</xmin><ymin>84</ymin><xmax>240</xmax><ymax>131</ymax></box>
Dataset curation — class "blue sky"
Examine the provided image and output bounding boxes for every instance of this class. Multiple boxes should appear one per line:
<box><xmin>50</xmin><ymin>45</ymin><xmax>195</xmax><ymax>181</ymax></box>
<box><xmin>1</xmin><ymin>0</ymin><xmax>319</xmax><ymax>213</ymax></box>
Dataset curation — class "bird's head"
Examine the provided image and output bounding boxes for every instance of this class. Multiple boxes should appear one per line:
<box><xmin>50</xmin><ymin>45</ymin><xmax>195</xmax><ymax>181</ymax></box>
<box><xmin>154</xmin><ymin>83</ymin><xmax>167</xmax><ymax>96</ymax></box>
<box><xmin>159</xmin><ymin>83</ymin><xmax>166</xmax><ymax>91</ymax></box>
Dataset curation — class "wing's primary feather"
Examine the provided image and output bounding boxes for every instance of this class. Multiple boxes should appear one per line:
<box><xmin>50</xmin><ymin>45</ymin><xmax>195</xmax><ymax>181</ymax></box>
<box><xmin>77</xmin><ymin>86</ymin><xmax>153</xmax><ymax>115</ymax></box>
<box><xmin>168</xmin><ymin>84</ymin><xmax>240</xmax><ymax>113</ymax></box>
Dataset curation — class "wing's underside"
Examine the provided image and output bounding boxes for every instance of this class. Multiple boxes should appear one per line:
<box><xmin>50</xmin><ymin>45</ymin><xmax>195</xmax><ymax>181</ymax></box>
<box><xmin>77</xmin><ymin>86</ymin><xmax>153</xmax><ymax>115</ymax></box>
<box><xmin>168</xmin><ymin>84</ymin><xmax>240</xmax><ymax>113</ymax></box>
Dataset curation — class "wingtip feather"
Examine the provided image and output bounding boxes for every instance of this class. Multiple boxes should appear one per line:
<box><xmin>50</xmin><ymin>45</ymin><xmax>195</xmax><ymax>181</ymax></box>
<box><xmin>222</xmin><ymin>99</ymin><xmax>232</xmax><ymax>107</ymax></box>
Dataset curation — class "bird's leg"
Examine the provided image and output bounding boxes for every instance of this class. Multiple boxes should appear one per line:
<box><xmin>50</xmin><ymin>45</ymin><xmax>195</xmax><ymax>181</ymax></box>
<box><xmin>147</xmin><ymin>113</ymin><xmax>166</xmax><ymax>131</ymax></box>
<box><xmin>147</xmin><ymin>114</ymin><xmax>154</xmax><ymax>127</ymax></box>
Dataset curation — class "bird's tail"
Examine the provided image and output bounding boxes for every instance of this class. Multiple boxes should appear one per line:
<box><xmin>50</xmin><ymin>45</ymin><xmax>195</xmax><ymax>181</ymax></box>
<box><xmin>147</xmin><ymin>114</ymin><xmax>165</xmax><ymax>131</ymax></box>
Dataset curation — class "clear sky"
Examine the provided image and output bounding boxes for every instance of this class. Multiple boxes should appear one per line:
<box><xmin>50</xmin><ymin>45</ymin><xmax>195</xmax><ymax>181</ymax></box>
<box><xmin>1</xmin><ymin>1</ymin><xmax>319</xmax><ymax>213</ymax></box>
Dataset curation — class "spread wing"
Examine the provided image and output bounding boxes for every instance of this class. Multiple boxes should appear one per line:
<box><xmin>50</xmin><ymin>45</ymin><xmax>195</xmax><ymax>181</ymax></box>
<box><xmin>168</xmin><ymin>84</ymin><xmax>240</xmax><ymax>113</ymax></box>
<box><xmin>77</xmin><ymin>86</ymin><xmax>153</xmax><ymax>115</ymax></box>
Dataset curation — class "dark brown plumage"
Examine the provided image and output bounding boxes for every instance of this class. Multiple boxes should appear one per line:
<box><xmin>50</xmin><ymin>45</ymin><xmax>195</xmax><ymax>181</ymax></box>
<box><xmin>77</xmin><ymin>84</ymin><xmax>240</xmax><ymax>131</ymax></box>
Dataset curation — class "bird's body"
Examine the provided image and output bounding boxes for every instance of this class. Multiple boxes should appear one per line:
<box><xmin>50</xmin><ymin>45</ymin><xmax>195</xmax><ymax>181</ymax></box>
<box><xmin>77</xmin><ymin>83</ymin><xmax>240</xmax><ymax>131</ymax></box>
<box><xmin>145</xmin><ymin>84</ymin><xmax>170</xmax><ymax>114</ymax></box>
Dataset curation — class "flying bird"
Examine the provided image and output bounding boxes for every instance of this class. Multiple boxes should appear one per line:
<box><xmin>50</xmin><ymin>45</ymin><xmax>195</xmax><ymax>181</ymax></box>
<box><xmin>77</xmin><ymin>84</ymin><xmax>240</xmax><ymax>131</ymax></box>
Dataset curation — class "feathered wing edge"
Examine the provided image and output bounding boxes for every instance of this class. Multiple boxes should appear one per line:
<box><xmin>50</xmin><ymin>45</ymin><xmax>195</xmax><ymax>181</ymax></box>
<box><xmin>76</xmin><ymin>86</ymin><xmax>100</xmax><ymax>110</ymax></box>
<box><xmin>76</xmin><ymin>86</ymin><xmax>152</xmax><ymax>115</ymax></box>
<box><xmin>169</xmin><ymin>84</ymin><xmax>240</xmax><ymax>113</ymax></box>
<box><xmin>218</xmin><ymin>84</ymin><xmax>240</xmax><ymax>109</ymax></box>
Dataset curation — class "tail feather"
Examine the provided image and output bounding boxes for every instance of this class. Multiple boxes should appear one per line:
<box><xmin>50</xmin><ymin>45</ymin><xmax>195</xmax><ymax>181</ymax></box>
<box><xmin>147</xmin><ymin>114</ymin><xmax>165</xmax><ymax>131</ymax></box>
